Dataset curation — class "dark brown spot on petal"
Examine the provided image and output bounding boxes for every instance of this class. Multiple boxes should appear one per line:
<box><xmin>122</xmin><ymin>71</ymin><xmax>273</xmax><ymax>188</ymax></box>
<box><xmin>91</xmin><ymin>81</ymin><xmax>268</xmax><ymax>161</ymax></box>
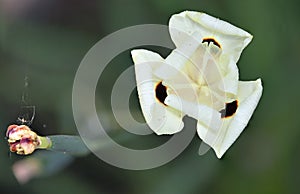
<box><xmin>202</xmin><ymin>38</ymin><xmax>221</xmax><ymax>48</ymax></box>
<box><xmin>155</xmin><ymin>81</ymin><xmax>168</xmax><ymax>105</ymax></box>
<box><xmin>220</xmin><ymin>100</ymin><xmax>238</xmax><ymax>118</ymax></box>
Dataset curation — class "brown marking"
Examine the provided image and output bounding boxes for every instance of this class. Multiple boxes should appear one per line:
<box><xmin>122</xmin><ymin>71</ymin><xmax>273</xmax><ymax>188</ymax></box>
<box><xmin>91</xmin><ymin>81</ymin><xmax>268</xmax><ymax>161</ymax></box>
<box><xmin>202</xmin><ymin>38</ymin><xmax>221</xmax><ymax>48</ymax></box>
<box><xmin>220</xmin><ymin>100</ymin><xmax>238</xmax><ymax>118</ymax></box>
<box><xmin>155</xmin><ymin>81</ymin><xmax>168</xmax><ymax>105</ymax></box>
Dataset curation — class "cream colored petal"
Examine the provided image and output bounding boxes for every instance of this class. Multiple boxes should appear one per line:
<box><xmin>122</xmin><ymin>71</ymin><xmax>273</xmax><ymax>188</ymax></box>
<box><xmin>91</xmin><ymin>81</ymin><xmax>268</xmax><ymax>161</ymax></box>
<box><xmin>131</xmin><ymin>49</ymin><xmax>164</xmax><ymax>64</ymax></box>
<box><xmin>132</xmin><ymin>49</ymin><xmax>185</xmax><ymax>135</ymax></box>
<box><xmin>165</xmin><ymin>94</ymin><xmax>222</xmax><ymax>131</ymax></box>
<box><xmin>169</xmin><ymin>11</ymin><xmax>253</xmax><ymax>63</ymax></box>
<box><xmin>212</xmin><ymin>59</ymin><xmax>239</xmax><ymax>96</ymax></box>
<box><xmin>148</xmin><ymin>102</ymin><xmax>184</xmax><ymax>135</ymax></box>
<box><xmin>197</xmin><ymin>78</ymin><xmax>263</xmax><ymax>158</ymax></box>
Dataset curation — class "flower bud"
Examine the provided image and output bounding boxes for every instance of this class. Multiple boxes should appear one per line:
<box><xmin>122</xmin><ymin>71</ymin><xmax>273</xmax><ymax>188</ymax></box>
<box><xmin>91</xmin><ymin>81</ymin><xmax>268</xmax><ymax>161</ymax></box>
<box><xmin>6</xmin><ymin>125</ymin><xmax>51</xmax><ymax>155</ymax></box>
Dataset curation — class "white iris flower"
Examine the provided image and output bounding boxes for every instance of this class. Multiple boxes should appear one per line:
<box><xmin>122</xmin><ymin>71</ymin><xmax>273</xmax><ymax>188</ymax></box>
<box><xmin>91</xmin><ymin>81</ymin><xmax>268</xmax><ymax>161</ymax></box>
<box><xmin>131</xmin><ymin>11</ymin><xmax>263</xmax><ymax>158</ymax></box>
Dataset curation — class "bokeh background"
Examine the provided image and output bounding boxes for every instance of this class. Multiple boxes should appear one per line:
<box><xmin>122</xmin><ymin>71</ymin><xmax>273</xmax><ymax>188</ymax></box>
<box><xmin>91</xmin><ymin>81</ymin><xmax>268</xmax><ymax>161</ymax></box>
<box><xmin>0</xmin><ymin>0</ymin><xmax>299</xmax><ymax>193</ymax></box>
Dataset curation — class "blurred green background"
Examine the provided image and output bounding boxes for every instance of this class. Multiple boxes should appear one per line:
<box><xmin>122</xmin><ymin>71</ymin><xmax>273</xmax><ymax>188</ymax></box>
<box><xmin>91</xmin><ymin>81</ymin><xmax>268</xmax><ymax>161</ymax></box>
<box><xmin>0</xmin><ymin>0</ymin><xmax>299</xmax><ymax>193</ymax></box>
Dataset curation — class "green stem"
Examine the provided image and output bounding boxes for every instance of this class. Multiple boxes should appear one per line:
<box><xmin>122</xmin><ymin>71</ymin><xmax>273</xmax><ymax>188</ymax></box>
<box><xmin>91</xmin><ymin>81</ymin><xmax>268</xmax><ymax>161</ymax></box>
<box><xmin>37</xmin><ymin>136</ymin><xmax>52</xmax><ymax>149</ymax></box>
